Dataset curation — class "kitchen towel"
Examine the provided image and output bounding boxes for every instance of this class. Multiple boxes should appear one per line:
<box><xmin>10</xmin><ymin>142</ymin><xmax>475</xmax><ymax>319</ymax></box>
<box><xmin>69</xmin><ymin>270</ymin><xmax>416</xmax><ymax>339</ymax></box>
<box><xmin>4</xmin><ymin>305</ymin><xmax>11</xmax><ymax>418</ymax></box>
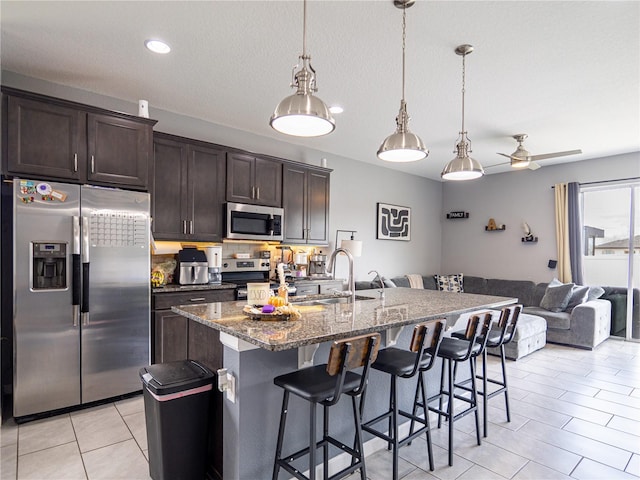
<box><xmin>406</xmin><ymin>274</ymin><xmax>424</xmax><ymax>289</ymax></box>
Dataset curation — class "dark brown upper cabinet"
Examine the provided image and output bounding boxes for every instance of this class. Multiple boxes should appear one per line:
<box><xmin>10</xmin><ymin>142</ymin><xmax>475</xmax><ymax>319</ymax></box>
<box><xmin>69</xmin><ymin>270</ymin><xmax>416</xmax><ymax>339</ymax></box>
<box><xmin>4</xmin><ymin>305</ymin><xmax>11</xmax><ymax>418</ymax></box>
<box><xmin>3</xmin><ymin>88</ymin><xmax>155</xmax><ymax>190</ymax></box>
<box><xmin>283</xmin><ymin>164</ymin><xmax>330</xmax><ymax>245</ymax></box>
<box><xmin>226</xmin><ymin>153</ymin><xmax>282</xmax><ymax>207</ymax></box>
<box><xmin>152</xmin><ymin>133</ymin><xmax>226</xmax><ymax>242</ymax></box>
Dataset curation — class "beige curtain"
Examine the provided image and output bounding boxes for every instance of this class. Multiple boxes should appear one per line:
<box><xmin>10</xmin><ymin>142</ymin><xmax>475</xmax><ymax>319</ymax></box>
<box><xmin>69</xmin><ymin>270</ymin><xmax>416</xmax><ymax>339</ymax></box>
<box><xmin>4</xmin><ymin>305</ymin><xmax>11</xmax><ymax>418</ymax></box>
<box><xmin>554</xmin><ymin>183</ymin><xmax>572</xmax><ymax>282</ymax></box>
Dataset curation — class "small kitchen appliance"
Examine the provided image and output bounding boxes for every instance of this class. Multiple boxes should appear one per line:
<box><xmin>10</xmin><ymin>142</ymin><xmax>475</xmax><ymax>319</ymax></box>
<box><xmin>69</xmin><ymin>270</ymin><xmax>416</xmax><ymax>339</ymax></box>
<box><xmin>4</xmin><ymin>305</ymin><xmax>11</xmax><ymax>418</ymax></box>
<box><xmin>178</xmin><ymin>248</ymin><xmax>209</xmax><ymax>285</ymax></box>
<box><xmin>205</xmin><ymin>246</ymin><xmax>223</xmax><ymax>285</ymax></box>
<box><xmin>308</xmin><ymin>254</ymin><xmax>328</xmax><ymax>277</ymax></box>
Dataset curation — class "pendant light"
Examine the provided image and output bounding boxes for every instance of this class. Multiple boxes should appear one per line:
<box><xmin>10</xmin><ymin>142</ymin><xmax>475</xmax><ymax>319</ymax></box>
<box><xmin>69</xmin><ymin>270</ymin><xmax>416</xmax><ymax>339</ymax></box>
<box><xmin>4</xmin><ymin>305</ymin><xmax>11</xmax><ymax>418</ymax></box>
<box><xmin>270</xmin><ymin>0</ymin><xmax>335</xmax><ymax>137</ymax></box>
<box><xmin>441</xmin><ymin>44</ymin><xmax>484</xmax><ymax>180</ymax></box>
<box><xmin>377</xmin><ymin>0</ymin><xmax>428</xmax><ymax>162</ymax></box>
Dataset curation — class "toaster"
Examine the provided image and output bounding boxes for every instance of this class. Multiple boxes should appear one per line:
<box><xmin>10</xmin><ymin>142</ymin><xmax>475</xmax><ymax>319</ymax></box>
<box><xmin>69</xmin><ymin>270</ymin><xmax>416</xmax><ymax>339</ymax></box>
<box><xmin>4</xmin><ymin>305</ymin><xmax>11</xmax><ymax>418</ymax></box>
<box><xmin>177</xmin><ymin>248</ymin><xmax>209</xmax><ymax>285</ymax></box>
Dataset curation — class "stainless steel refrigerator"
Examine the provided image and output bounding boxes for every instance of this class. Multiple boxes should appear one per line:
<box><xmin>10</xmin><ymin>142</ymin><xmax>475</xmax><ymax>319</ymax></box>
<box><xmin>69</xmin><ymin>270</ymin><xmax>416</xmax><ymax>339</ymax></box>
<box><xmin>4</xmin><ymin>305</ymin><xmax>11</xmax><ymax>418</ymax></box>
<box><xmin>11</xmin><ymin>178</ymin><xmax>150</xmax><ymax>417</ymax></box>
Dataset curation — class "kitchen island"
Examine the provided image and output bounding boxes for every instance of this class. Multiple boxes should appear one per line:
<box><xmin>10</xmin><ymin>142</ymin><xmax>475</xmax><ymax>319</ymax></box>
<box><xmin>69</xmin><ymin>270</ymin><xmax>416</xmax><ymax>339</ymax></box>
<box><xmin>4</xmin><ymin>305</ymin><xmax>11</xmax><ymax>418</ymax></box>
<box><xmin>172</xmin><ymin>288</ymin><xmax>516</xmax><ymax>480</ymax></box>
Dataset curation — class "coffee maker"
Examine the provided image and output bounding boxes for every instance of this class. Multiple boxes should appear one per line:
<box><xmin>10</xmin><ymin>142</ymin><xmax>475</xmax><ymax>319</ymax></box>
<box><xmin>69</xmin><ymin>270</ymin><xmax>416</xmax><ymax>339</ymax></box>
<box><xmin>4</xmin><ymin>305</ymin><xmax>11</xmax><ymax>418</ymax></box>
<box><xmin>205</xmin><ymin>246</ymin><xmax>223</xmax><ymax>285</ymax></box>
<box><xmin>308</xmin><ymin>253</ymin><xmax>328</xmax><ymax>277</ymax></box>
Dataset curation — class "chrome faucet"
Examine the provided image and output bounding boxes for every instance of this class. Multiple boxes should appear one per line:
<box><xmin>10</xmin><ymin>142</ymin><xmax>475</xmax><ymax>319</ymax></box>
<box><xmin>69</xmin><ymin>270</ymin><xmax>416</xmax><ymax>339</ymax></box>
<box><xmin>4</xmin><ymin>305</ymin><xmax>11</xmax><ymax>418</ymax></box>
<box><xmin>327</xmin><ymin>247</ymin><xmax>355</xmax><ymax>305</ymax></box>
<box><xmin>368</xmin><ymin>270</ymin><xmax>385</xmax><ymax>300</ymax></box>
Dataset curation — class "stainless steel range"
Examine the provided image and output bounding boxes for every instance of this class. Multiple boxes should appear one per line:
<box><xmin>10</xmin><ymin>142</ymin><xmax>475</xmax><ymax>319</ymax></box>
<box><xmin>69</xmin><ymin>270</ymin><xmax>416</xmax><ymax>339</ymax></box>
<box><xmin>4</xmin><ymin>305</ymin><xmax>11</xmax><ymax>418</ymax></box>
<box><xmin>221</xmin><ymin>258</ymin><xmax>295</xmax><ymax>300</ymax></box>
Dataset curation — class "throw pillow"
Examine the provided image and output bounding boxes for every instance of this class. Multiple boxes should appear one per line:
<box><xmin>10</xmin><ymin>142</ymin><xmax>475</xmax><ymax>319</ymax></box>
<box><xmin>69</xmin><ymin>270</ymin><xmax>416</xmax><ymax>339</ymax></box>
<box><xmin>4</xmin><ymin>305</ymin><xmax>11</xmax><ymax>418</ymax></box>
<box><xmin>373</xmin><ymin>275</ymin><xmax>396</xmax><ymax>288</ymax></box>
<box><xmin>434</xmin><ymin>274</ymin><xmax>464</xmax><ymax>293</ymax></box>
<box><xmin>564</xmin><ymin>285</ymin><xmax>590</xmax><ymax>312</ymax></box>
<box><xmin>540</xmin><ymin>281</ymin><xmax>575</xmax><ymax>312</ymax></box>
<box><xmin>587</xmin><ymin>286</ymin><xmax>605</xmax><ymax>301</ymax></box>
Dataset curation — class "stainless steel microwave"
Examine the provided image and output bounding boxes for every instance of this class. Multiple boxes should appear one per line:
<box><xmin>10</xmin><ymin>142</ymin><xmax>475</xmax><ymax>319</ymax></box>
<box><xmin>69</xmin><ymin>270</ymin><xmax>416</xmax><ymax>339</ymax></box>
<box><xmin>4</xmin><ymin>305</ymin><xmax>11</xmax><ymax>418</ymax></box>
<box><xmin>226</xmin><ymin>202</ymin><xmax>284</xmax><ymax>241</ymax></box>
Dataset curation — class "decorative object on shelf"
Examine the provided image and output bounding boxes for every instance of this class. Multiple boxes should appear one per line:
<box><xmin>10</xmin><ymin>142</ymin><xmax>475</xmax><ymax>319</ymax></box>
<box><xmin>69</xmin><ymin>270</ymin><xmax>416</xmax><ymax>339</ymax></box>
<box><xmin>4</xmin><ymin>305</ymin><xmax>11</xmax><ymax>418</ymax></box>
<box><xmin>441</xmin><ymin>44</ymin><xmax>484</xmax><ymax>181</ymax></box>
<box><xmin>485</xmin><ymin>218</ymin><xmax>505</xmax><ymax>231</ymax></box>
<box><xmin>521</xmin><ymin>222</ymin><xmax>538</xmax><ymax>242</ymax></box>
<box><xmin>446</xmin><ymin>211</ymin><xmax>469</xmax><ymax>219</ymax></box>
<box><xmin>335</xmin><ymin>229</ymin><xmax>363</xmax><ymax>257</ymax></box>
<box><xmin>270</xmin><ymin>0</ymin><xmax>335</xmax><ymax>137</ymax></box>
<box><xmin>377</xmin><ymin>203</ymin><xmax>411</xmax><ymax>241</ymax></box>
<box><xmin>377</xmin><ymin>0</ymin><xmax>428</xmax><ymax>162</ymax></box>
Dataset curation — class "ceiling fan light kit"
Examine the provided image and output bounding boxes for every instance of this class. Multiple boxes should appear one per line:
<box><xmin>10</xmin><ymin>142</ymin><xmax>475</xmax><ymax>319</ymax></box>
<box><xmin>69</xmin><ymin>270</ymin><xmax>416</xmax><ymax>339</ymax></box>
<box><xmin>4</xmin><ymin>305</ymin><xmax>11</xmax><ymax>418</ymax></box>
<box><xmin>377</xmin><ymin>0</ymin><xmax>428</xmax><ymax>162</ymax></box>
<box><xmin>270</xmin><ymin>0</ymin><xmax>335</xmax><ymax>137</ymax></box>
<box><xmin>496</xmin><ymin>133</ymin><xmax>583</xmax><ymax>170</ymax></box>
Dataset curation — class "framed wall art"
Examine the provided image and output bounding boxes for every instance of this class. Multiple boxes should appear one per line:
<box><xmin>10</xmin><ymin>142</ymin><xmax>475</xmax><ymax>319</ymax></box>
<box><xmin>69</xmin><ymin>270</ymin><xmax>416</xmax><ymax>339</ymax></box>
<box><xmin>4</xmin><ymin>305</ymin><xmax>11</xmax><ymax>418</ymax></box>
<box><xmin>376</xmin><ymin>203</ymin><xmax>411</xmax><ymax>241</ymax></box>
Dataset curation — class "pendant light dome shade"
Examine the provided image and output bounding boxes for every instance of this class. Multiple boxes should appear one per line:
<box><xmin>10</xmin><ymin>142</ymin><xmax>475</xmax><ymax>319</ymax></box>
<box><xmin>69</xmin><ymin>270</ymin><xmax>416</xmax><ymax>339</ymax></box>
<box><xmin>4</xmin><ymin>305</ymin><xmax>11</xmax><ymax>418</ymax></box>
<box><xmin>270</xmin><ymin>85</ymin><xmax>335</xmax><ymax>137</ymax></box>
<box><xmin>270</xmin><ymin>0</ymin><xmax>335</xmax><ymax>138</ymax></box>
<box><xmin>441</xmin><ymin>138</ymin><xmax>484</xmax><ymax>180</ymax></box>
<box><xmin>377</xmin><ymin>1</ymin><xmax>428</xmax><ymax>162</ymax></box>
<box><xmin>441</xmin><ymin>44</ymin><xmax>484</xmax><ymax>181</ymax></box>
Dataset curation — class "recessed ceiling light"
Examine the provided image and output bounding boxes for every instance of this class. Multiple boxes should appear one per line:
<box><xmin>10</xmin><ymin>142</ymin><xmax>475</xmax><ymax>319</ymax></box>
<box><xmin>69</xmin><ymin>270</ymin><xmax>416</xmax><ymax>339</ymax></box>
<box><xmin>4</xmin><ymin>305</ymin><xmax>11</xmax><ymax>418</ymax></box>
<box><xmin>145</xmin><ymin>39</ymin><xmax>171</xmax><ymax>54</ymax></box>
<box><xmin>329</xmin><ymin>106</ymin><xmax>344</xmax><ymax>114</ymax></box>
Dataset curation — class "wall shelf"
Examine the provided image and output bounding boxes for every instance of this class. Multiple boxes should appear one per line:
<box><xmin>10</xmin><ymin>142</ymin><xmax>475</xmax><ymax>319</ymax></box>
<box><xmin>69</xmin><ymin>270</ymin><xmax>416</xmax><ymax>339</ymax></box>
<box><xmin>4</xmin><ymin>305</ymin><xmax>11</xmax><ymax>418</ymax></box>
<box><xmin>522</xmin><ymin>237</ymin><xmax>538</xmax><ymax>243</ymax></box>
<box><xmin>446</xmin><ymin>211</ymin><xmax>469</xmax><ymax>219</ymax></box>
<box><xmin>485</xmin><ymin>226</ymin><xmax>506</xmax><ymax>231</ymax></box>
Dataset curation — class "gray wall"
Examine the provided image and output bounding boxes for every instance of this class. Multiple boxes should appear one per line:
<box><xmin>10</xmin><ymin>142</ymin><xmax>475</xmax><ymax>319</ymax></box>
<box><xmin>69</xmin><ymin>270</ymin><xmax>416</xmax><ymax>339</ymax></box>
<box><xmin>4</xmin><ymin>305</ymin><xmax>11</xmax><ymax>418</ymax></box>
<box><xmin>441</xmin><ymin>152</ymin><xmax>639</xmax><ymax>282</ymax></box>
<box><xmin>2</xmin><ymin>72</ymin><xmax>443</xmax><ymax>283</ymax></box>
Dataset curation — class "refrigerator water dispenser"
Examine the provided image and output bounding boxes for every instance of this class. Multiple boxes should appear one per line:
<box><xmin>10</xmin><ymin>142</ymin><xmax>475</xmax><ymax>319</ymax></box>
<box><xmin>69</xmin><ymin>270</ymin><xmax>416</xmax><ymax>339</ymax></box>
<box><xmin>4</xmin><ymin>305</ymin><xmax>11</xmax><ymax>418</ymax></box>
<box><xmin>31</xmin><ymin>242</ymin><xmax>67</xmax><ymax>290</ymax></box>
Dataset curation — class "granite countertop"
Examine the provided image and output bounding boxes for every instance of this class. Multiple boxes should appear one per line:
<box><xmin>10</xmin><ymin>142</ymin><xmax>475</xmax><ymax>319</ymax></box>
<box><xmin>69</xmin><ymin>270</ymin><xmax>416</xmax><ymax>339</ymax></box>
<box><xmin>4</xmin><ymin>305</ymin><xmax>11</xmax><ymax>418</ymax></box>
<box><xmin>171</xmin><ymin>288</ymin><xmax>516</xmax><ymax>351</ymax></box>
<box><xmin>153</xmin><ymin>283</ymin><xmax>237</xmax><ymax>293</ymax></box>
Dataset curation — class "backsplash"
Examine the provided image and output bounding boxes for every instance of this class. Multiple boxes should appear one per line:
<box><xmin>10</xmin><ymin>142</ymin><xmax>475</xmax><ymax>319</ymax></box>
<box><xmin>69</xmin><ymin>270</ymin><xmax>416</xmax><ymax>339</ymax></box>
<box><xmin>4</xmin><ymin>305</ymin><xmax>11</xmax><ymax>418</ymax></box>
<box><xmin>152</xmin><ymin>241</ymin><xmax>330</xmax><ymax>284</ymax></box>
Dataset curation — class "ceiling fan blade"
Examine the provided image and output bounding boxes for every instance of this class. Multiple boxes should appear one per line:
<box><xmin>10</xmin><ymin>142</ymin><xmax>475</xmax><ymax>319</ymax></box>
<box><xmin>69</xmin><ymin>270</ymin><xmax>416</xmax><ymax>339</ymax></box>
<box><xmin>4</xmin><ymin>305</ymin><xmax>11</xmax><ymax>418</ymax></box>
<box><xmin>528</xmin><ymin>161</ymin><xmax>542</xmax><ymax>171</ymax></box>
<box><xmin>497</xmin><ymin>152</ymin><xmax>515</xmax><ymax>160</ymax></box>
<box><xmin>484</xmin><ymin>161</ymin><xmax>511</xmax><ymax>169</ymax></box>
<box><xmin>528</xmin><ymin>149</ymin><xmax>582</xmax><ymax>161</ymax></box>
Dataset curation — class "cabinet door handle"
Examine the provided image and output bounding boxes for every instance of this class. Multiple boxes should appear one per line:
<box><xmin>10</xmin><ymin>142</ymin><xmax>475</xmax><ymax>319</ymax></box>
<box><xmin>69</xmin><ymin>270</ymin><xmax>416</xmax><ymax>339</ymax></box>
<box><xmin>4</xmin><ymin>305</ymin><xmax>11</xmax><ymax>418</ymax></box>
<box><xmin>256</xmin><ymin>187</ymin><xmax>260</xmax><ymax>199</ymax></box>
<box><xmin>91</xmin><ymin>155</ymin><xmax>95</xmax><ymax>173</ymax></box>
<box><xmin>73</xmin><ymin>153</ymin><xmax>78</xmax><ymax>172</ymax></box>
<box><xmin>190</xmin><ymin>298</ymin><xmax>206</xmax><ymax>302</ymax></box>
<box><xmin>183</xmin><ymin>220</ymin><xmax>187</xmax><ymax>235</ymax></box>
<box><xmin>251</xmin><ymin>186</ymin><xmax>255</xmax><ymax>199</ymax></box>
<box><xmin>189</xmin><ymin>220</ymin><xmax>194</xmax><ymax>235</ymax></box>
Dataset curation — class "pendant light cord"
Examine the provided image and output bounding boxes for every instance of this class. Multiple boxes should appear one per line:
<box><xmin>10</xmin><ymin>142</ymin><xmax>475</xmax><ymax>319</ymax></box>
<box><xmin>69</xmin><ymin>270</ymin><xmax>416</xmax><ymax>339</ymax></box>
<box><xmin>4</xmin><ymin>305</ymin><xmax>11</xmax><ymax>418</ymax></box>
<box><xmin>461</xmin><ymin>52</ymin><xmax>466</xmax><ymax>134</ymax></box>
<box><xmin>302</xmin><ymin>0</ymin><xmax>307</xmax><ymax>57</ymax></box>
<box><xmin>401</xmin><ymin>4</ymin><xmax>406</xmax><ymax>102</ymax></box>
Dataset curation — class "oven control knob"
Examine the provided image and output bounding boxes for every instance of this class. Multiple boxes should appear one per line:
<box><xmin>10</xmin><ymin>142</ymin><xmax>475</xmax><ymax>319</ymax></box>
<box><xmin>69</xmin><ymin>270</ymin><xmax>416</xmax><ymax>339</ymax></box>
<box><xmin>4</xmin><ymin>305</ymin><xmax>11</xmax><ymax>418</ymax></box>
<box><xmin>262</xmin><ymin>261</ymin><xmax>270</xmax><ymax>268</ymax></box>
<box><xmin>223</xmin><ymin>262</ymin><xmax>229</xmax><ymax>268</ymax></box>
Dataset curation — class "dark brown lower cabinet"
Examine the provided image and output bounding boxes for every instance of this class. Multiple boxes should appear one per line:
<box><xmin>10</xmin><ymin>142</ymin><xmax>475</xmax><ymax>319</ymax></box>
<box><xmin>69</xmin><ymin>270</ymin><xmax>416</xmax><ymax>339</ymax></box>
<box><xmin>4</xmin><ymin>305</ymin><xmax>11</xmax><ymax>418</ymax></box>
<box><xmin>152</xmin><ymin>288</ymin><xmax>234</xmax><ymax>480</ymax></box>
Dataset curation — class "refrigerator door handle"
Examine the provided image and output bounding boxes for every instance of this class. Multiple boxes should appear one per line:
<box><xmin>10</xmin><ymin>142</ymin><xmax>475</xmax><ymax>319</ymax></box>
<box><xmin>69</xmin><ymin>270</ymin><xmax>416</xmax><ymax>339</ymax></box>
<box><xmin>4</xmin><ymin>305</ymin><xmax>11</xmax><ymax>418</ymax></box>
<box><xmin>72</xmin><ymin>216</ymin><xmax>81</xmax><ymax>327</ymax></box>
<box><xmin>81</xmin><ymin>216</ymin><xmax>90</xmax><ymax>325</ymax></box>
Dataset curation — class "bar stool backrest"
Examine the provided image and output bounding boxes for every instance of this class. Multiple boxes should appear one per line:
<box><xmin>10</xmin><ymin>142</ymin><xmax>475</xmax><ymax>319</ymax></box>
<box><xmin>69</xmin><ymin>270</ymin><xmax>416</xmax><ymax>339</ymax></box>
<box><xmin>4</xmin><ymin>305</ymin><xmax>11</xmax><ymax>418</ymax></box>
<box><xmin>459</xmin><ymin>313</ymin><xmax>492</xmax><ymax>361</ymax></box>
<box><xmin>501</xmin><ymin>305</ymin><xmax>522</xmax><ymax>345</ymax></box>
<box><xmin>324</xmin><ymin>333</ymin><xmax>381</xmax><ymax>405</ymax></box>
<box><xmin>475</xmin><ymin>312</ymin><xmax>495</xmax><ymax>354</ymax></box>
<box><xmin>408</xmin><ymin>319</ymin><xmax>446</xmax><ymax>373</ymax></box>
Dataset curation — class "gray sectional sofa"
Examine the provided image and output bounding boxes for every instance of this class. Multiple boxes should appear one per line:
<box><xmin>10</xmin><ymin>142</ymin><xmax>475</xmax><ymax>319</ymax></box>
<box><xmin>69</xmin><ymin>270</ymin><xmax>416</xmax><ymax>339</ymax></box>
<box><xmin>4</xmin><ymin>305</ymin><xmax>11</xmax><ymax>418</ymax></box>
<box><xmin>356</xmin><ymin>275</ymin><xmax>611</xmax><ymax>352</ymax></box>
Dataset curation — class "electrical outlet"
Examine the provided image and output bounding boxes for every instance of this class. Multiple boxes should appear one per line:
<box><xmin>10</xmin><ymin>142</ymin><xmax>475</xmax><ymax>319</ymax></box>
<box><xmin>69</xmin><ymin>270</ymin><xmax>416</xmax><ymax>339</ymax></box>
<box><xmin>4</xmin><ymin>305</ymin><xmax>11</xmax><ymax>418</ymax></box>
<box><xmin>226</xmin><ymin>372</ymin><xmax>236</xmax><ymax>403</ymax></box>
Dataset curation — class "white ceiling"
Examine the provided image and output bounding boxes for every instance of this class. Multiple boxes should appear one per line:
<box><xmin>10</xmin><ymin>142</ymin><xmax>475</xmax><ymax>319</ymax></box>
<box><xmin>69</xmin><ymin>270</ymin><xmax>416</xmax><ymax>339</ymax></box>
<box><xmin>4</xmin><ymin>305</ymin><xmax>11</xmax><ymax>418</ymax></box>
<box><xmin>1</xmin><ymin>1</ymin><xmax>638</xmax><ymax>180</ymax></box>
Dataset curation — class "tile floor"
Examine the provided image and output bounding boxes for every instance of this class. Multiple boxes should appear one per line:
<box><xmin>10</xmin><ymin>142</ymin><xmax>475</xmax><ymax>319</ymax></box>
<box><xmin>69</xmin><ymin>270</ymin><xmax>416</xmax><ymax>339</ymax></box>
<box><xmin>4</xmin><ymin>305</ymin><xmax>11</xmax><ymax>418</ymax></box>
<box><xmin>1</xmin><ymin>338</ymin><xmax>639</xmax><ymax>479</ymax></box>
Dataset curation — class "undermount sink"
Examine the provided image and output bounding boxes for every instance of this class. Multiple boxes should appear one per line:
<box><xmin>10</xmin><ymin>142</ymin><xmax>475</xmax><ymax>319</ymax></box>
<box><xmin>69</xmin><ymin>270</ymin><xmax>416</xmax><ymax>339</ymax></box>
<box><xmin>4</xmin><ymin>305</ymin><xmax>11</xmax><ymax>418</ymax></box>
<box><xmin>292</xmin><ymin>295</ymin><xmax>376</xmax><ymax>306</ymax></box>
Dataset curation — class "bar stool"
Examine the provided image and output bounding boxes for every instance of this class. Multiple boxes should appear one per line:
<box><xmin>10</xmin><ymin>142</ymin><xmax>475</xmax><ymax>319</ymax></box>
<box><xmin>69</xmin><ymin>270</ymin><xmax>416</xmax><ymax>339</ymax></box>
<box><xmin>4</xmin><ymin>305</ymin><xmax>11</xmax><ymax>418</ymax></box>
<box><xmin>477</xmin><ymin>305</ymin><xmax>521</xmax><ymax>437</ymax></box>
<box><xmin>360</xmin><ymin>319</ymin><xmax>446</xmax><ymax>480</ymax></box>
<box><xmin>272</xmin><ymin>333</ymin><xmax>381</xmax><ymax>480</ymax></box>
<box><xmin>426</xmin><ymin>313</ymin><xmax>493</xmax><ymax>466</ymax></box>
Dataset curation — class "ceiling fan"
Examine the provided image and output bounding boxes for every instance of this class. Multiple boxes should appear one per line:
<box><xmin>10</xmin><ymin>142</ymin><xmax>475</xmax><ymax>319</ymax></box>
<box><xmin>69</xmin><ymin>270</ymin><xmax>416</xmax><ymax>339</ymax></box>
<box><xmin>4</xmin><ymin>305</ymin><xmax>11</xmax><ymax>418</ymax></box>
<box><xmin>496</xmin><ymin>133</ymin><xmax>582</xmax><ymax>170</ymax></box>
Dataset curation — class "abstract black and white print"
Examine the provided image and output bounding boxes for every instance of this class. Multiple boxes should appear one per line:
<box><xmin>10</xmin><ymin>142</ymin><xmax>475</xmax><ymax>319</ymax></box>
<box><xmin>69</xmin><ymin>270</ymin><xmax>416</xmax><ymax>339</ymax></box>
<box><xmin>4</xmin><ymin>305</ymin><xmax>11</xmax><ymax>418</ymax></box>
<box><xmin>377</xmin><ymin>203</ymin><xmax>411</xmax><ymax>241</ymax></box>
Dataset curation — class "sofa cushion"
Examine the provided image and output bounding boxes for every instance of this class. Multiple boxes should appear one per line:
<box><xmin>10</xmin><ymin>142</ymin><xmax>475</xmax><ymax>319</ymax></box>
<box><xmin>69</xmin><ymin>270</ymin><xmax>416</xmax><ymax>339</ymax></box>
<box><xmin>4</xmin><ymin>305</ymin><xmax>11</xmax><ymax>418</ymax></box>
<box><xmin>391</xmin><ymin>276</ymin><xmax>410</xmax><ymax>288</ymax></box>
<box><xmin>524</xmin><ymin>307</ymin><xmax>571</xmax><ymax>330</ymax></box>
<box><xmin>565</xmin><ymin>285</ymin><xmax>590</xmax><ymax>312</ymax></box>
<box><xmin>540</xmin><ymin>280</ymin><xmax>575</xmax><ymax>312</ymax></box>
<box><xmin>435</xmin><ymin>274</ymin><xmax>464</xmax><ymax>292</ymax></box>
<box><xmin>533</xmin><ymin>283</ymin><xmax>548</xmax><ymax>307</ymax></box>
<box><xmin>486</xmin><ymin>279</ymin><xmax>537</xmax><ymax>306</ymax></box>
<box><xmin>463</xmin><ymin>276</ymin><xmax>488</xmax><ymax>295</ymax></box>
<box><xmin>422</xmin><ymin>276</ymin><xmax>437</xmax><ymax>290</ymax></box>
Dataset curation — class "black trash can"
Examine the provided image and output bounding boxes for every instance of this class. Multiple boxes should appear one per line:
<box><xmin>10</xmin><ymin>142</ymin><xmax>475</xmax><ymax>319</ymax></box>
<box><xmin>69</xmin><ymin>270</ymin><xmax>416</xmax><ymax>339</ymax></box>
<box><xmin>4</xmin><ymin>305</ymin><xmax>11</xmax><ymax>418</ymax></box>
<box><xmin>140</xmin><ymin>360</ymin><xmax>215</xmax><ymax>480</ymax></box>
